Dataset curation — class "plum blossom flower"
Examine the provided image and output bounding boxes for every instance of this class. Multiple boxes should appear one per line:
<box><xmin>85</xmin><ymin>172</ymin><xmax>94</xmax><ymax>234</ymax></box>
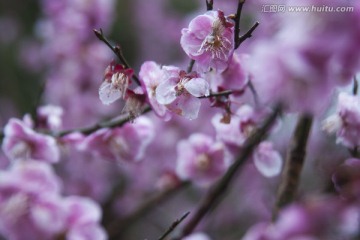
<box><xmin>0</xmin><ymin>161</ymin><xmax>64</xmax><ymax>239</ymax></box>
<box><xmin>2</xmin><ymin>118</ymin><xmax>60</xmax><ymax>163</ymax></box>
<box><xmin>0</xmin><ymin>160</ymin><xmax>107</xmax><ymax>240</ymax></box>
<box><xmin>181</xmin><ymin>10</ymin><xmax>234</xmax><ymax>72</ymax></box>
<box><xmin>139</xmin><ymin>61</ymin><xmax>172</xmax><ymax>120</ymax></box>
<box><xmin>253</xmin><ymin>141</ymin><xmax>283</xmax><ymax>177</ymax></box>
<box><xmin>212</xmin><ymin>104</ymin><xmax>261</xmax><ymax>147</ymax></box>
<box><xmin>99</xmin><ymin>61</ymin><xmax>133</xmax><ymax>105</ymax></box>
<box><xmin>176</xmin><ymin>133</ymin><xmax>228</xmax><ymax>186</ymax></box>
<box><xmin>242</xmin><ymin>197</ymin><xmax>360</xmax><ymax>240</ymax></box>
<box><xmin>322</xmin><ymin>92</ymin><xmax>360</xmax><ymax>148</ymax></box>
<box><xmin>156</xmin><ymin>66</ymin><xmax>210</xmax><ymax>120</ymax></box>
<box><xmin>63</xmin><ymin>196</ymin><xmax>107</xmax><ymax>240</ymax></box>
<box><xmin>36</xmin><ymin>104</ymin><xmax>63</xmax><ymax>130</ymax></box>
<box><xmin>80</xmin><ymin>116</ymin><xmax>154</xmax><ymax>163</ymax></box>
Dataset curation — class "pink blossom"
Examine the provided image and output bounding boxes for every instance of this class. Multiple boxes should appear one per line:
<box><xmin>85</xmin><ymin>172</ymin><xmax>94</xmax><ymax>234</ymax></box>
<box><xmin>322</xmin><ymin>92</ymin><xmax>360</xmax><ymax>148</ymax></box>
<box><xmin>181</xmin><ymin>10</ymin><xmax>234</xmax><ymax>72</ymax></box>
<box><xmin>63</xmin><ymin>196</ymin><xmax>107</xmax><ymax>240</ymax></box>
<box><xmin>36</xmin><ymin>104</ymin><xmax>63</xmax><ymax>130</ymax></box>
<box><xmin>253</xmin><ymin>141</ymin><xmax>283</xmax><ymax>177</ymax></box>
<box><xmin>139</xmin><ymin>61</ymin><xmax>172</xmax><ymax>120</ymax></box>
<box><xmin>99</xmin><ymin>61</ymin><xmax>134</xmax><ymax>105</ymax></box>
<box><xmin>80</xmin><ymin>116</ymin><xmax>154</xmax><ymax>163</ymax></box>
<box><xmin>156</xmin><ymin>66</ymin><xmax>210</xmax><ymax>120</ymax></box>
<box><xmin>2</xmin><ymin>118</ymin><xmax>60</xmax><ymax>163</ymax></box>
<box><xmin>0</xmin><ymin>161</ymin><xmax>64</xmax><ymax>239</ymax></box>
<box><xmin>176</xmin><ymin>133</ymin><xmax>227</xmax><ymax>186</ymax></box>
<box><xmin>211</xmin><ymin>105</ymin><xmax>260</xmax><ymax>147</ymax></box>
<box><xmin>184</xmin><ymin>232</ymin><xmax>211</xmax><ymax>240</ymax></box>
<box><xmin>332</xmin><ymin>158</ymin><xmax>360</xmax><ymax>199</ymax></box>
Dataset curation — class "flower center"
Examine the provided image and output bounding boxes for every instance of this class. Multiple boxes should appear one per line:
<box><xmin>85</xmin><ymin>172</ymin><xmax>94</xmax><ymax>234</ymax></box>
<box><xmin>175</xmin><ymin>77</ymin><xmax>190</xmax><ymax>96</ymax></box>
<box><xmin>198</xmin><ymin>18</ymin><xmax>232</xmax><ymax>60</ymax></box>
<box><xmin>110</xmin><ymin>72</ymin><xmax>129</xmax><ymax>99</ymax></box>
<box><xmin>195</xmin><ymin>153</ymin><xmax>211</xmax><ymax>171</ymax></box>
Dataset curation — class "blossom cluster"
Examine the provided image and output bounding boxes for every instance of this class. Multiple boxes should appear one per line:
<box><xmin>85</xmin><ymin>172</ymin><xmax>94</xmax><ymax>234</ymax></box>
<box><xmin>1</xmin><ymin>0</ymin><xmax>360</xmax><ymax>239</ymax></box>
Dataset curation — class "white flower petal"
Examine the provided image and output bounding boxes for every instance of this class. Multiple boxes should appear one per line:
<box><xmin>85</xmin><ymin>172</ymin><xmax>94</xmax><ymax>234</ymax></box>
<box><xmin>156</xmin><ymin>80</ymin><xmax>177</xmax><ymax>104</ymax></box>
<box><xmin>99</xmin><ymin>81</ymin><xmax>121</xmax><ymax>105</ymax></box>
<box><xmin>253</xmin><ymin>142</ymin><xmax>282</xmax><ymax>177</ymax></box>
<box><xmin>184</xmin><ymin>78</ymin><xmax>210</xmax><ymax>97</ymax></box>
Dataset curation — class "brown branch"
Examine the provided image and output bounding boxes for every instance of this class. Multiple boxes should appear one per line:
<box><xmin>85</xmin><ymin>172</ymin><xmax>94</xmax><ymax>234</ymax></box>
<box><xmin>206</xmin><ymin>0</ymin><xmax>214</xmax><ymax>11</ymax></box>
<box><xmin>157</xmin><ymin>212</ymin><xmax>190</xmax><ymax>240</ymax></box>
<box><xmin>236</xmin><ymin>21</ymin><xmax>259</xmax><ymax>49</ymax></box>
<box><xmin>94</xmin><ymin>28</ymin><xmax>141</xmax><ymax>86</ymax></box>
<box><xmin>234</xmin><ymin>0</ymin><xmax>246</xmax><ymax>48</ymax></box>
<box><xmin>198</xmin><ymin>89</ymin><xmax>242</xmax><ymax>99</ymax></box>
<box><xmin>107</xmin><ymin>181</ymin><xmax>191</xmax><ymax>239</ymax></box>
<box><xmin>353</xmin><ymin>76</ymin><xmax>358</xmax><ymax>95</ymax></box>
<box><xmin>273</xmin><ymin>114</ymin><xmax>313</xmax><ymax>220</ymax></box>
<box><xmin>187</xmin><ymin>59</ymin><xmax>195</xmax><ymax>73</ymax></box>
<box><xmin>54</xmin><ymin>106</ymin><xmax>152</xmax><ymax>137</ymax></box>
<box><xmin>172</xmin><ymin>104</ymin><xmax>282</xmax><ymax>239</ymax></box>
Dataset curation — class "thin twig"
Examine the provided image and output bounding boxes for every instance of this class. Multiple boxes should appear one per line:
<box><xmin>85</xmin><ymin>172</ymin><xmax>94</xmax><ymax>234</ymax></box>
<box><xmin>206</xmin><ymin>0</ymin><xmax>214</xmax><ymax>11</ymax></box>
<box><xmin>172</xmin><ymin>104</ymin><xmax>282</xmax><ymax>239</ymax></box>
<box><xmin>198</xmin><ymin>89</ymin><xmax>242</xmax><ymax>99</ymax></box>
<box><xmin>157</xmin><ymin>212</ymin><xmax>190</xmax><ymax>240</ymax></box>
<box><xmin>55</xmin><ymin>106</ymin><xmax>152</xmax><ymax>137</ymax></box>
<box><xmin>108</xmin><ymin>181</ymin><xmax>191</xmax><ymax>239</ymax></box>
<box><xmin>0</xmin><ymin>129</ymin><xmax>4</xmax><ymax>143</ymax></box>
<box><xmin>248</xmin><ymin>80</ymin><xmax>259</xmax><ymax>106</ymax></box>
<box><xmin>187</xmin><ymin>59</ymin><xmax>195</xmax><ymax>73</ymax></box>
<box><xmin>94</xmin><ymin>29</ymin><xmax>141</xmax><ymax>86</ymax></box>
<box><xmin>353</xmin><ymin>76</ymin><xmax>358</xmax><ymax>95</ymax></box>
<box><xmin>234</xmin><ymin>0</ymin><xmax>246</xmax><ymax>48</ymax></box>
<box><xmin>236</xmin><ymin>22</ymin><xmax>259</xmax><ymax>49</ymax></box>
<box><xmin>273</xmin><ymin>114</ymin><xmax>313</xmax><ymax>220</ymax></box>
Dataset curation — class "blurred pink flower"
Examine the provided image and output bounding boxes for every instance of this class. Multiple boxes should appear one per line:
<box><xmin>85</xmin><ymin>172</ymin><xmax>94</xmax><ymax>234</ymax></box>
<box><xmin>253</xmin><ymin>141</ymin><xmax>283</xmax><ymax>177</ymax></box>
<box><xmin>80</xmin><ymin>117</ymin><xmax>154</xmax><ymax>163</ymax></box>
<box><xmin>176</xmin><ymin>133</ymin><xmax>227</xmax><ymax>186</ymax></box>
<box><xmin>323</xmin><ymin>92</ymin><xmax>360</xmax><ymax>148</ymax></box>
<box><xmin>2</xmin><ymin>118</ymin><xmax>60</xmax><ymax>163</ymax></box>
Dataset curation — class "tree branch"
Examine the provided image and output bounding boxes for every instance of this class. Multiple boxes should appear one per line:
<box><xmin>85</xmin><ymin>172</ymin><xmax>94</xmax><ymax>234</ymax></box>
<box><xmin>205</xmin><ymin>0</ymin><xmax>214</xmax><ymax>11</ymax></box>
<box><xmin>172</xmin><ymin>104</ymin><xmax>282</xmax><ymax>239</ymax></box>
<box><xmin>55</xmin><ymin>106</ymin><xmax>152</xmax><ymax>137</ymax></box>
<box><xmin>198</xmin><ymin>89</ymin><xmax>242</xmax><ymax>99</ymax></box>
<box><xmin>234</xmin><ymin>0</ymin><xmax>246</xmax><ymax>48</ymax></box>
<box><xmin>107</xmin><ymin>181</ymin><xmax>191</xmax><ymax>239</ymax></box>
<box><xmin>157</xmin><ymin>212</ymin><xmax>190</xmax><ymax>240</ymax></box>
<box><xmin>273</xmin><ymin>114</ymin><xmax>313</xmax><ymax>219</ymax></box>
<box><xmin>353</xmin><ymin>76</ymin><xmax>358</xmax><ymax>95</ymax></box>
<box><xmin>94</xmin><ymin>28</ymin><xmax>141</xmax><ymax>86</ymax></box>
<box><xmin>236</xmin><ymin>21</ymin><xmax>259</xmax><ymax>49</ymax></box>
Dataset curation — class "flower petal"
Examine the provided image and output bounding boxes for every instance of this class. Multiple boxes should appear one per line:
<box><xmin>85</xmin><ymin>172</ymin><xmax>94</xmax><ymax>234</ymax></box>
<box><xmin>184</xmin><ymin>78</ymin><xmax>210</xmax><ymax>97</ymax></box>
<box><xmin>98</xmin><ymin>81</ymin><xmax>121</xmax><ymax>105</ymax></box>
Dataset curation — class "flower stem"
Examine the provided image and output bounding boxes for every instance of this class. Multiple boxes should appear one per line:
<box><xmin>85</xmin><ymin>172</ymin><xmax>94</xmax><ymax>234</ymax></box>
<box><xmin>273</xmin><ymin>114</ymin><xmax>313</xmax><ymax>220</ymax></box>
